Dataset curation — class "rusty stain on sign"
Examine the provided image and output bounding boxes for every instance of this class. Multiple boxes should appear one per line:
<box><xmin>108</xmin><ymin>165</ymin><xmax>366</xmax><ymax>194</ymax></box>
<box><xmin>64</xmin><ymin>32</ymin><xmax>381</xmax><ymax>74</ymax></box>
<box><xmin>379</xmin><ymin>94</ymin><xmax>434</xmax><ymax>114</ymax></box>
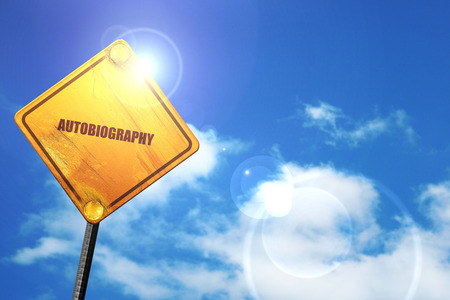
<box><xmin>15</xmin><ymin>40</ymin><xmax>199</xmax><ymax>223</ymax></box>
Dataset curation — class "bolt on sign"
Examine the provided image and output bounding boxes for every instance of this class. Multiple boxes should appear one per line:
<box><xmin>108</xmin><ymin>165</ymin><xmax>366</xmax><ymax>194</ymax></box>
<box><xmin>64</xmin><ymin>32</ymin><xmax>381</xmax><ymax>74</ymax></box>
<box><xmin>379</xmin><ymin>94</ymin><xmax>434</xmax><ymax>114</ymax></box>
<box><xmin>15</xmin><ymin>40</ymin><xmax>199</xmax><ymax>223</ymax></box>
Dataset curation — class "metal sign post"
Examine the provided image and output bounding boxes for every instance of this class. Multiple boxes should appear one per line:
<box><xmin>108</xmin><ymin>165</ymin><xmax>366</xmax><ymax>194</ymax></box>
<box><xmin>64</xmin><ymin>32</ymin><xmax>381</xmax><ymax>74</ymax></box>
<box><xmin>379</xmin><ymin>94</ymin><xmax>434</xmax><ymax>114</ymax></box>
<box><xmin>72</xmin><ymin>222</ymin><xmax>100</xmax><ymax>300</ymax></box>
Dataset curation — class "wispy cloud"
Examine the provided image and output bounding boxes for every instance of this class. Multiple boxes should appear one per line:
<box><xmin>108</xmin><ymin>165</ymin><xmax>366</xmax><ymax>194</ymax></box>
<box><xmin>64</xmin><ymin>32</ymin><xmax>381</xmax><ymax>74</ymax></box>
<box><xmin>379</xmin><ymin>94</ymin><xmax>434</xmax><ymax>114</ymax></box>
<box><xmin>296</xmin><ymin>101</ymin><xmax>417</xmax><ymax>147</ymax></box>
<box><xmin>11</xmin><ymin>237</ymin><xmax>76</xmax><ymax>265</ymax></box>
<box><xmin>94</xmin><ymin>245</ymin><xmax>246</xmax><ymax>300</ymax></box>
<box><xmin>0</xmin><ymin>93</ymin><xmax>21</xmax><ymax>114</ymax></box>
<box><xmin>95</xmin><ymin>247</ymin><xmax>172</xmax><ymax>299</ymax></box>
<box><xmin>418</xmin><ymin>181</ymin><xmax>450</xmax><ymax>229</ymax></box>
<box><xmin>9</xmin><ymin>125</ymin><xmax>450</xmax><ymax>300</ymax></box>
<box><xmin>169</xmin><ymin>264</ymin><xmax>246</xmax><ymax>300</ymax></box>
<box><xmin>34</xmin><ymin>288</ymin><xmax>57</xmax><ymax>300</ymax></box>
<box><xmin>189</xmin><ymin>164</ymin><xmax>450</xmax><ymax>299</ymax></box>
<box><xmin>9</xmin><ymin>125</ymin><xmax>250</xmax><ymax>299</ymax></box>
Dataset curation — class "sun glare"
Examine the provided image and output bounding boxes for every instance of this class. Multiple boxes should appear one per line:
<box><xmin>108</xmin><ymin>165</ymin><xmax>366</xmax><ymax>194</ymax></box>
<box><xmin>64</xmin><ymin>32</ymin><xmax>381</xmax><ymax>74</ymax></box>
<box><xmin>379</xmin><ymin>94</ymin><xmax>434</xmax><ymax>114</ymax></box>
<box><xmin>138</xmin><ymin>56</ymin><xmax>157</xmax><ymax>79</ymax></box>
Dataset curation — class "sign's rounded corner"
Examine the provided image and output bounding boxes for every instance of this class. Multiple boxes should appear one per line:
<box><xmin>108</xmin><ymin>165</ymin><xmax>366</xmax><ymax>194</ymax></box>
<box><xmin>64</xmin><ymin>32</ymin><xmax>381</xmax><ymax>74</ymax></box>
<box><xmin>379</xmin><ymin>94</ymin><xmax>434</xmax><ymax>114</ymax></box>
<box><xmin>192</xmin><ymin>138</ymin><xmax>200</xmax><ymax>154</ymax></box>
<box><xmin>14</xmin><ymin>114</ymin><xmax>20</xmax><ymax>127</ymax></box>
<box><xmin>85</xmin><ymin>218</ymin><xmax>102</xmax><ymax>225</ymax></box>
<box><xmin>110</xmin><ymin>39</ymin><xmax>131</xmax><ymax>50</ymax></box>
<box><xmin>14</xmin><ymin>109</ymin><xmax>24</xmax><ymax>126</ymax></box>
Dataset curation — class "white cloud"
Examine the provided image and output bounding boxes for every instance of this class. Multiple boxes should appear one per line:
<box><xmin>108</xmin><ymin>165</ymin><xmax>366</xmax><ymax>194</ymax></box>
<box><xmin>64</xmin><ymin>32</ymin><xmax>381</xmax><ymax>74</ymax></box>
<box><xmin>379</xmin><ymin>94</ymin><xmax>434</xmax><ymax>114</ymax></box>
<box><xmin>287</xmin><ymin>164</ymin><xmax>378</xmax><ymax>224</ymax></box>
<box><xmin>10</xmin><ymin>124</ymin><xmax>450</xmax><ymax>300</ymax></box>
<box><xmin>418</xmin><ymin>181</ymin><xmax>450</xmax><ymax>228</ymax></box>
<box><xmin>0</xmin><ymin>93</ymin><xmax>21</xmax><ymax>113</ymax></box>
<box><xmin>11</xmin><ymin>237</ymin><xmax>77</xmax><ymax>265</ymax></box>
<box><xmin>94</xmin><ymin>245</ymin><xmax>247</xmax><ymax>300</ymax></box>
<box><xmin>10</xmin><ymin>125</ymin><xmax>250</xmax><ymax>299</ymax></box>
<box><xmin>304</xmin><ymin>102</ymin><xmax>342</xmax><ymax>127</ymax></box>
<box><xmin>34</xmin><ymin>288</ymin><xmax>57</xmax><ymax>300</ymax></box>
<box><xmin>237</xmin><ymin>165</ymin><xmax>294</xmax><ymax>219</ymax></box>
<box><xmin>11</xmin><ymin>180</ymin><xmax>84</xmax><ymax>265</ymax></box>
<box><xmin>299</xmin><ymin>102</ymin><xmax>417</xmax><ymax>147</ymax></box>
<box><xmin>169</xmin><ymin>264</ymin><xmax>247</xmax><ymax>300</ymax></box>
<box><xmin>95</xmin><ymin>247</ymin><xmax>171</xmax><ymax>299</ymax></box>
<box><xmin>191</xmin><ymin>165</ymin><xmax>450</xmax><ymax>300</ymax></box>
<box><xmin>242</xmin><ymin>227</ymin><xmax>422</xmax><ymax>300</ymax></box>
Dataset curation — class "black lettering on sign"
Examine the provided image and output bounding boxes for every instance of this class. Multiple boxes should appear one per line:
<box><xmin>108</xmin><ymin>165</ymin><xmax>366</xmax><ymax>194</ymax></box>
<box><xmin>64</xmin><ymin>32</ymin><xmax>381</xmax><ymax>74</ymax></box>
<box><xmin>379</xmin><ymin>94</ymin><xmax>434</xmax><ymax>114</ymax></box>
<box><xmin>74</xmin><ymin>121</ymin><xmax>81</xmax><ymax>133</ymax></box>
<box><xmin>116</xmin><ymin>128</ymin><xmax>124</xmax><ymax>141</ymax></box>
<box><xmin>147</xmin><ymin>134</ymin><xmax>154</xmax><ymax>146</ymax></box>
<box><xmin>57</xmin><ymin>119</ymin><xmax>155</xmax><ymax>146</ymax></box>
<box><xmin>80</xmin><ymin>123</ymin><xmax>88</xmax><ymax>135</ymax></box>
<box><xmin>88</xmin><ymin>124</ymin><xmax>96</xmax><ymax>136</ymax></box>
<box><xmin>66</xmin><ymin>120</ymin><xmax>74</xmax><ymax>132</ymax></box>
<box><xmin>138</xmin><ymin>132</ymin><xmax>146</xmax><ymax>145</ymax></box>
<box><xmin>123</xmin><ymin>130</ymin><xmax>131</xmax><ymax>142</ymax></box>
<box><xmin>131</xmin><ymin>131</ymin><xmax>139</xmax><ymax>143</ymax></box>
<box><xmin>108</xmin><ymin>127</ymin><xmax>116</xmax><ymax>139</ymax></box>
<box><xmin>57</xmin><ymin>119</ymin><xmax>65</xmax><ymax>131</ymax></box>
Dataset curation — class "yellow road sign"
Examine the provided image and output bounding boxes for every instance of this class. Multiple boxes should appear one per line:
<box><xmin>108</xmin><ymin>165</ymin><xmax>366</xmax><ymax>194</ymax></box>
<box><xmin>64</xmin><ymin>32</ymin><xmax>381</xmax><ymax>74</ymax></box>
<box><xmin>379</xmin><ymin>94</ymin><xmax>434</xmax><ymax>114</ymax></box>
<box><xmin>15</xmin><ymin>40</ymin><xmax>199</xmax><ymax>223</ymax></box>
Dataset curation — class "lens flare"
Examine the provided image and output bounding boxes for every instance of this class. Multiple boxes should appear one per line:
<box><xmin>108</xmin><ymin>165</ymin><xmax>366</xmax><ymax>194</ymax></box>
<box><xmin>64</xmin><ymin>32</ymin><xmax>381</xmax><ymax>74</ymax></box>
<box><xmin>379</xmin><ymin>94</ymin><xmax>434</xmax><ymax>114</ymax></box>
<box><xmin>138</xmin><ymin>57</ymin><xmax>157</xmax><ymax>78</ymax></box>
<box><xmin>109</xmin><ymin>43</ymin><xmax>131</xmax><ymax>64</ymax></box>
<box><xmin>262</xmin><ymin>187</ymin><xmax>353</xmax><ymax>278</ymax></box>
<box><xmin>114</xmin><ymin>28</ymin><xmax>183</xmax><ymax>99</ymax></box>
<box><xmin>230</xmin><ymin>156</ymin><xmax>293</xmax><ymax>219</ymax></box>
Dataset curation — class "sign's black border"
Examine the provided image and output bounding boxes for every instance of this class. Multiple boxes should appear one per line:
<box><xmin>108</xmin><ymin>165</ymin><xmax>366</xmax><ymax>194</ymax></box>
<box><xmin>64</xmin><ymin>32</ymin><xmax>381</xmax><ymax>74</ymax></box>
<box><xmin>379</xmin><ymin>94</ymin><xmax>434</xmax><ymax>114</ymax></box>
<box><xmin>21</xmin><ymin>54</ymin><xmax>194</xmax><ymax>212</ymax></box>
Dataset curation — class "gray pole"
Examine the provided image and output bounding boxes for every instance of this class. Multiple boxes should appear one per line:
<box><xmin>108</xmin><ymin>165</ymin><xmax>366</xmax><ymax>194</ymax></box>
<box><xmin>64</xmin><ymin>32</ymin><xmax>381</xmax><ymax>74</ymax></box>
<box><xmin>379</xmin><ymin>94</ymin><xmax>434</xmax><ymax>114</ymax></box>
<box><xmin>72</xmin><ymin>222</ymin><xmax>99</xmax><ymax>300</ymax></box>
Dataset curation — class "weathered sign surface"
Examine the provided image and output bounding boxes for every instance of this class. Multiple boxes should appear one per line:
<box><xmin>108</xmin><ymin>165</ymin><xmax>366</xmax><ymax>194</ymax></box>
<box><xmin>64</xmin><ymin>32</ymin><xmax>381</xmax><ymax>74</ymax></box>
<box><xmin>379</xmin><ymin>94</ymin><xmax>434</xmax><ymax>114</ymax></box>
<box><xmin>15</xmin><ymin>40</ymin><xmax>199</xmax><ymax>223</ymax></box>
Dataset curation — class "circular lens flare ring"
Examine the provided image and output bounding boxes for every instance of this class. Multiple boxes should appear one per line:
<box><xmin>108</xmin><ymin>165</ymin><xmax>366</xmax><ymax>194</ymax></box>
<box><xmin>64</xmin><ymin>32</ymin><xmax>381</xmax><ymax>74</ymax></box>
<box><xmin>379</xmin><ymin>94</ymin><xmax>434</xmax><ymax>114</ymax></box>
<box><xmin>262</xmin><ymin>187</ymin><xmax>353</xmax><ymax>279</ymax></box>
<box><xmin>113</xmin><ymin>28</ymin><xmax>184</xmax><ymax>99</ymax></box>
<box><xmin>242</xmin><ymin>180</ymin><xmax>423</xmax><ymax>300</ymax></box>
<box><xmin>109</xmin><ymin>43</ymin><xmax>131</xmax><ymax>64</ymax></box>
<box><xmin>230</xmin><ymin>156</ymin><xmax>294</xmax><ymax>219</ymax></box>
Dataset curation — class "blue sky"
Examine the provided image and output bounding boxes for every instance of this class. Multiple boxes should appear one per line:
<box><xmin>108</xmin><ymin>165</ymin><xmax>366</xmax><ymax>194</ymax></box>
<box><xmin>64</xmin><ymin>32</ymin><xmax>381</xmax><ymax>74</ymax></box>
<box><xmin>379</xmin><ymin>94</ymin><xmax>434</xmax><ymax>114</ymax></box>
<box><xmin>2</xmin><ymin>1</ymin><xmax>450</xmax><ymax>299</ymax></box>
